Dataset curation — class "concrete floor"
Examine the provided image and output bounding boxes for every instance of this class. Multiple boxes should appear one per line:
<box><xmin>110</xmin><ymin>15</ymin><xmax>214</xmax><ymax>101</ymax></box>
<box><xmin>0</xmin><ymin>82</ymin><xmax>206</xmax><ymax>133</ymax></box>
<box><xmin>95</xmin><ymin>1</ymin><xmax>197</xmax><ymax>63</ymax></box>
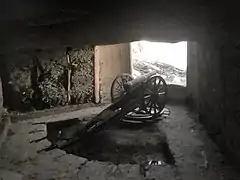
<box><xmin>0</xmin><ymin>104</ymin><xmax>239</xmax><ymax>180</ymax></box>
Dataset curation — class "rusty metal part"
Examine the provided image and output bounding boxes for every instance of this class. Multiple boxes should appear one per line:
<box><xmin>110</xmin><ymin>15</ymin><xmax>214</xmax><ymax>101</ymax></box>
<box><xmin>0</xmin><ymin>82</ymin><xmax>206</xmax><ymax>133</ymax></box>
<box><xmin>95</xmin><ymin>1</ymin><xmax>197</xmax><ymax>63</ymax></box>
<box><xmin>124</xmin><ymin>71</ymin><xmax>156</xmax><ymax>92</ymax></box>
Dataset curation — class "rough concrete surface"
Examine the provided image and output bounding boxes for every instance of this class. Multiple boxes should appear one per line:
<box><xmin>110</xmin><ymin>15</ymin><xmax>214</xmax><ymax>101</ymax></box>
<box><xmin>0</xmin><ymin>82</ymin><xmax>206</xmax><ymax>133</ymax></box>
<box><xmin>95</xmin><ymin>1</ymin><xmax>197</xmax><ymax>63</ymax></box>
<box><xmin>0</xmin><ymin>77</ymin><xmax>3</xmax><ymax>108</ymax></box>
<box><xmin>0</xmin><ymin>104</ymin><xmax>239</xmax><ymax>180</ymax></box>
<box><xmin>10</xmin><ymin>104</ymin><xmax>109</xmax><ymax>123</ymax></box>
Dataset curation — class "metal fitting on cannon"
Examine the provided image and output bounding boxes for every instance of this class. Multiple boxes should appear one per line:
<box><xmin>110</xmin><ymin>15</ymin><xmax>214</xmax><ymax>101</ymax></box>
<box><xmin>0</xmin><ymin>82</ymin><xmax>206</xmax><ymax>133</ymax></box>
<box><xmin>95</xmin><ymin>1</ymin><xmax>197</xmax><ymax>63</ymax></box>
<box><xmin>124</xmin><ymin>71</ymin><xmax>157</xmax><ymax>93</ymax></box>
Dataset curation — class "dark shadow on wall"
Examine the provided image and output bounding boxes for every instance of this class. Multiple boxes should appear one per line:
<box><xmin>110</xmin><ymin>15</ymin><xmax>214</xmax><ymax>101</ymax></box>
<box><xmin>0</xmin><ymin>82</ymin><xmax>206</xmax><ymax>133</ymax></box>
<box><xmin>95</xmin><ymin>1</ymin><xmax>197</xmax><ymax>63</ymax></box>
<box><xmin>0</xmin><ymin>56</ymin><xmax>21</xmax><ymax>110</ymax></box>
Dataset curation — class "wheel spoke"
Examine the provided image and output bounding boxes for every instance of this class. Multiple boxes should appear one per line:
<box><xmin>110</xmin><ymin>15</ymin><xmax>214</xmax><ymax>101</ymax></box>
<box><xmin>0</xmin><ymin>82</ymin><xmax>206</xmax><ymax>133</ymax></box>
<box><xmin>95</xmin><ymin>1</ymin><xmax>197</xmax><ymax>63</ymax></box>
<box><xmin>144</xmin><ymin>94</ymin><xmax>151</xmax><ymax>99</ymax></box>
<box><xmin>116</xmin><ymin>80</ymin><xmax>122</xmax><ymax>87</ymax></box>
<box><xmin>154</xmin><ymin>102</ymin><xmax>157</xmax><ymax>114</ymax></box>
<box><xmin>115</xmin><ymin>85</ymin><xmax>122</xmax><ymax>92</ymax></box>
<box><xmin>111</xmin><ymin>73</ymin><xmax>133</xmax><ymax>103</ymax></box>
<box><xmin>148</xmin><ymin>102</ymin><xmax>153</xmax><ymax>114</ymax></box>
<box><xmin>156</xmin><ymin>80</ymin><xmax>164</xmax><ymax>92</ymax></box>
<box><xmin>121</xmin><ymin>76</ymin><xmax>127</xmax><ymax>85</ymax></box>
<box><xmin>154</xmin><ymin>79</ymin><xmax>159</xmax><ymax>92</ymax></box>
<box><xmin>158</xmin><ymin>83</ymin><xmax>166</xmax><ymax>92</ymax></box>
<box><xmin>158</xmin><ymin>92</ymin><xmax>166</xmax><ymax>95</ymax></box>
<box><xmin>157</xmin><ymin>101</ymin><xmax>164</xmax><ymax>110</ymax></box>
<box><xmin>158</xmin><ymin>85</ymin><xmax>163</xmax><ymax>92</ymax></box>
<box><xmin>154</xmin><ymin>77</ymin><xmax>157</xmax><ymax>86</ymax></box>
<box><xmin>156</xmin><ymin>78</ymin><xmax>160</xmax><ymax>86</ymax></box>
<box><xmin>146</xmin><ymin>99</ymin><xmax>151</xmax><ymax>107</ymax></box>
<box><xmin>126</xmin><ymin>76</ymin><xmax>132</xmax><ymax>81</ymax></box>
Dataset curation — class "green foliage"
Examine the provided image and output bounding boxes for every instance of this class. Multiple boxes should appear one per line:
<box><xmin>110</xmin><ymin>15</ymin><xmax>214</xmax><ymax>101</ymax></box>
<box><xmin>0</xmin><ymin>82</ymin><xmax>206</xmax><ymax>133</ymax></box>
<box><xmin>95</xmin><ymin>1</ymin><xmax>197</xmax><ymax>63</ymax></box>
<box><xmin>39</xmin><ymin>77</ymin><xmax>68</xmax><ymax>108</ymax></box>
<box><xmin>70</xmin><ymin>47</ymin><xmax>94</xmax><ymax>104</ymax></box>
<box><xmin>8</xmin><ymin>46</ymin><xmax>94</xmax><ymax>112</ymax></box>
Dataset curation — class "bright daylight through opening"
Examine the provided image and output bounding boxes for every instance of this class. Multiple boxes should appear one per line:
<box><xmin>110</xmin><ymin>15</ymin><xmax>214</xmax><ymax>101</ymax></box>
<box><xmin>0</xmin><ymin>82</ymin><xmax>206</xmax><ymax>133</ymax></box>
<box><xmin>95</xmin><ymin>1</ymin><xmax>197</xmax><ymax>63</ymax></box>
<box><xmin>130</xmin><ymin>41</ymin><xmax>187</xmax><ymax>86</ymax></box>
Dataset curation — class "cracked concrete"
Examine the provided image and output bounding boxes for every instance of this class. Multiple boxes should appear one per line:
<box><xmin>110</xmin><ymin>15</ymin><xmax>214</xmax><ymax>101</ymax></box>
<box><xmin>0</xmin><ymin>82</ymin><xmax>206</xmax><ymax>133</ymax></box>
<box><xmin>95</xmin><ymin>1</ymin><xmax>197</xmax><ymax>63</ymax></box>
<box><xmin>0</xmin><ymin>104</ymin><xmax>239</xmax><ymax>180</ymax></box>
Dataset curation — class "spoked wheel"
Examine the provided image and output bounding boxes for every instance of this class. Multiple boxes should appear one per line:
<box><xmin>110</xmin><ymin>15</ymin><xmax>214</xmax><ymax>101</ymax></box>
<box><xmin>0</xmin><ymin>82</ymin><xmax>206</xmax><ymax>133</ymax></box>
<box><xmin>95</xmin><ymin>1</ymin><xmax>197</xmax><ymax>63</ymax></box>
<box><xmin>141</xmin><ymin>75</ymin><xmax>167</xmax><ymax>118</ymax></box>
<box><xmin>111</xmin><ymin>73</ymin><xmax>134</xmax><ymax>103</ymax></box>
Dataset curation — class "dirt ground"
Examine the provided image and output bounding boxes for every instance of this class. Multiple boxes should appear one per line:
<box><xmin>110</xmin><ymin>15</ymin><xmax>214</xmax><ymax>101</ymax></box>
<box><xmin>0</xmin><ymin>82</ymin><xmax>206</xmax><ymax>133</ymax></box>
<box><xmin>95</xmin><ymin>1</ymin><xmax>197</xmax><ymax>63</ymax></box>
<box><xmin>0</xmin><ymin>104</ymin><xmax>240</xmax><ymax>180</ymax></box>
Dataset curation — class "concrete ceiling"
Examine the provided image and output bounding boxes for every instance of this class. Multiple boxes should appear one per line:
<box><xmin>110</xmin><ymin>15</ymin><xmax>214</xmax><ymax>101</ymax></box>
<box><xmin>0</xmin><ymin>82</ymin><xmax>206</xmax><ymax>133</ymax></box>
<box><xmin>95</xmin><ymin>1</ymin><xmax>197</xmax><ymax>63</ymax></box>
<box><xmin>1</xmin><ymin>1</ymin><xmax>214</xmax><ymax>22</ymax></box>
<box><xmin>0</xmin><ymin>1</ymin><xmax>231</xmax><ymax>51</ymax></box>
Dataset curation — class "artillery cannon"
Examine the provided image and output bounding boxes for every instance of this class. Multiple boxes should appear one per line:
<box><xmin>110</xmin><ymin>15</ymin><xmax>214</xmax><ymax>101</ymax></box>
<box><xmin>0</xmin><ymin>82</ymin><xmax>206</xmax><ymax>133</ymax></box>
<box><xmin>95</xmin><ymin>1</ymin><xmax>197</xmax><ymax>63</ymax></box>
<box><xmin>36</xmin><ymin>71</ymin><xmax>168</xmax><ymax>152</ymax></box>
<box><xmin>111</xmin><ymin>71</ymin><xmax>167</xmax><ymax>122</ymax></box>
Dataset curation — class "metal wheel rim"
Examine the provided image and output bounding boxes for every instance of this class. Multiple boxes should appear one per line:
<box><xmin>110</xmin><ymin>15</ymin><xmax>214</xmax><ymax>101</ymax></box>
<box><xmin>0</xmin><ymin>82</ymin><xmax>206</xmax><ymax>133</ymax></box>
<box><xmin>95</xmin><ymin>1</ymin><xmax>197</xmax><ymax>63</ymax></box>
<box><xmin>143</xmin><ymin>75</ymin><xmax>167</xmax><ymax>117</ymax></box>
<box><xmin>110</xmin><ymin>73</ymin><xmax>134</xmax><ymax>103</ymax></box>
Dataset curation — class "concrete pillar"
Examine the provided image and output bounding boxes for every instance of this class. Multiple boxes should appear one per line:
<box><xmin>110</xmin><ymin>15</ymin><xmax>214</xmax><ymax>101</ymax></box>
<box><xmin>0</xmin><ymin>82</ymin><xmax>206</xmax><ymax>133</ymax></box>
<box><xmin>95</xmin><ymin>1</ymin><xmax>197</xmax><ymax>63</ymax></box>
<box><xmin>0</xmin><ymin>77</ymin><xmax>4</xmax><ymax>125</ymax></box>
<box><xmin>186</xmin><ymin>42</ymin><xmax>200</xmax><ymax>109</ymax></box>
<box><xmin>0</xmin><ymin>77</ymin><xmax>3</xmax><ymax>108</ymax></box>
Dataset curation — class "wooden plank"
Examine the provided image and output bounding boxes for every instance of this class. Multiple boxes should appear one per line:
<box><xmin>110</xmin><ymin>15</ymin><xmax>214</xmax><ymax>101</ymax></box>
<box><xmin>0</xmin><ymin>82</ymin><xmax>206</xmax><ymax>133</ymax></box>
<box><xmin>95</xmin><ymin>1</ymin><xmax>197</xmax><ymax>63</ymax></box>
<box><xmin>94</xmin><ymin>46</ymin><xmax>100</xmax><ymax>103</ymax></box>
<box><xmin>66</xmin><ymin>49</ymin><xmax>71</xmax><ymax>103</ymax></box>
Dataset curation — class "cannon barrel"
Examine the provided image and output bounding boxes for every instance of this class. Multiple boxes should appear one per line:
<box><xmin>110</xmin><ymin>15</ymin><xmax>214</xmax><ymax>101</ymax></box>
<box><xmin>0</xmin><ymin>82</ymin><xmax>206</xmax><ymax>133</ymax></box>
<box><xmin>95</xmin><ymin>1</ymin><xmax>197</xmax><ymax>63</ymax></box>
<box><xmin>124</xmin><ymin>71</ymin><xmax>156</xmax><ymax>92</ymax></box>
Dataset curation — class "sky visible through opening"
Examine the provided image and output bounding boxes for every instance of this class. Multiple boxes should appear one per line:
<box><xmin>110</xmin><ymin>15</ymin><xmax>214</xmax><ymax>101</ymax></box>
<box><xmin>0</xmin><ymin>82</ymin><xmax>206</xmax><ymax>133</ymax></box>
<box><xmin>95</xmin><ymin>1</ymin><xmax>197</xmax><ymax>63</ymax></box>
<box><xmin>130</xmin><ymin>40</ymin><xmax>187</xmax><ymax>86</ymax></box>
<box><xmin>131</xmin><ymin>41</ymin><xmax>187</xmax><ymax>71</ymax></box>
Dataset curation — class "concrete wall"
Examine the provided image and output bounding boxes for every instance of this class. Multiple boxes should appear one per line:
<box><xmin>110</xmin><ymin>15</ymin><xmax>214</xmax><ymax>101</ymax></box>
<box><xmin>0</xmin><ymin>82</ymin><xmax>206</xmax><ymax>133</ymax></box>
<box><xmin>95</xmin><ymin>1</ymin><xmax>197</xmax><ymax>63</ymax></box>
<box><xmin>195</xmin><ymin>38</ymin><xmax>240</xmax><ymax>166</ymax></box>
<box><xmin>0</xmin><ymin>77</ymin><xmax>10</xmax><ymax>150</ymax></box>
<box><xmin>0</xmin><ymin>78</ymin><xmax>3</xmax><ymax>111</ymax></box>
<box><xmin>193</xmin><ymin>40</ymin><xmax>233</xmax><ymax>161</ymax></box>
<box><xmin>216</xmin><ymin>40</ymin><xmax>240</xmax><ymax>165</ymax></box>
<box><xmin>186</xmin><ymin>42</ymin><xmax>200</xmax><ymax>108</ymax></box>
<box><xmin>185</xmin><ymin>39</ymin><xmax>240</xmax><ymax>165</ymax></box>
<box><xmin>198</xmin><ymin>41</ymin><xmax>224</xmax><ymax>131</ymax></box>
<box><xmin>0</xmin><ymin>77</ymin><xmax>4</xmax><ymax>126</ymax></box>
<box><xmin>167</xmin><ymin>85</ymin><xmax>187</xmax><ymax>103</ymax></box>
<box><xmin>96</xmin><ymin>43</ymin><xmax>131</xmax><ymax>102</ymax></box>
